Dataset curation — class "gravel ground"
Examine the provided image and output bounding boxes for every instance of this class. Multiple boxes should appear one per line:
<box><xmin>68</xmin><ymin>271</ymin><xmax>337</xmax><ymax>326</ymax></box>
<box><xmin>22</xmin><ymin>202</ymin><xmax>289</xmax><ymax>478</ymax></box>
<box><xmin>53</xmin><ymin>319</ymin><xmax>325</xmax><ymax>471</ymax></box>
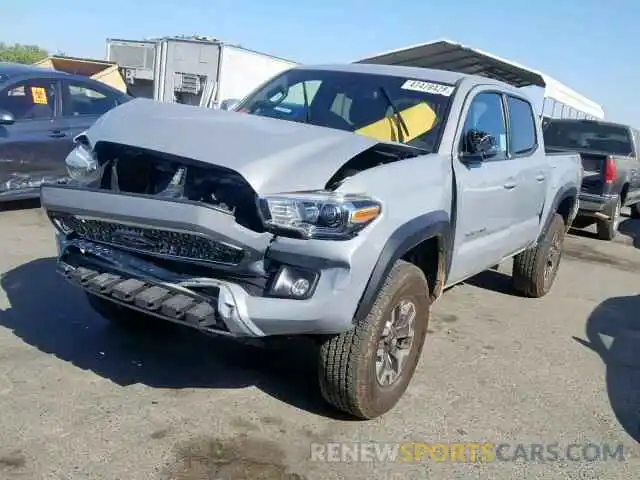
<box><xmin>0</xmin><ymin>201</ymin><xmax>639</xmax><ymax>480</ymax></box>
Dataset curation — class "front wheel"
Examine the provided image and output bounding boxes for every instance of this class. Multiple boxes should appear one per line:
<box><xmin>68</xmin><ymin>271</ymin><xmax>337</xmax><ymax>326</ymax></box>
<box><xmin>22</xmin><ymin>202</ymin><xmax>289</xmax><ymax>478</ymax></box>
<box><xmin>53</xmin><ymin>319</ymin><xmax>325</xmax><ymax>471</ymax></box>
<box><xmin>512</xmin><ymin>213</ymin><xmax>565</xmax><ymax>298</ymax></box>
<box><xmin>318</xmin><ymin>260</ymin><xmax>430</xmax><ymax>419</ymax></box>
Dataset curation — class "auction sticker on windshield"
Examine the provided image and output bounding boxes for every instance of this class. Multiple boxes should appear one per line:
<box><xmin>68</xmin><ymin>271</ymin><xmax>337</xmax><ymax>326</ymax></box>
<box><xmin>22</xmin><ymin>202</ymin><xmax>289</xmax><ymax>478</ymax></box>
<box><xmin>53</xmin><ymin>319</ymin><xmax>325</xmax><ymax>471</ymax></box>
<box><xmin>30</xmin><ymin>87</ymin><xmax>48</xmax><ymax>105</ymax></box>
<box><xmin>401</xmin><ymin>80</ymin><xmax>454</xmax><ymax>97</ymax></box>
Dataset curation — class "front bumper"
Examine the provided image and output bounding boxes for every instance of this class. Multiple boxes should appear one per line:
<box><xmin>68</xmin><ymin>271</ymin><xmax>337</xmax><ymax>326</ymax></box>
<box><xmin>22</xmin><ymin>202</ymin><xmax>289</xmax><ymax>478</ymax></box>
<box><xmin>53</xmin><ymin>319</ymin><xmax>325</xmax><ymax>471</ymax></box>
<box><xmin>55</xmin><ymin>236</ymin><xmax>361</xmax><ymax>338</ymax></box>
<box><xmin>44</xmin><ymin>185</ymin><xmax>374</xmax><ymax>338</ymax></box>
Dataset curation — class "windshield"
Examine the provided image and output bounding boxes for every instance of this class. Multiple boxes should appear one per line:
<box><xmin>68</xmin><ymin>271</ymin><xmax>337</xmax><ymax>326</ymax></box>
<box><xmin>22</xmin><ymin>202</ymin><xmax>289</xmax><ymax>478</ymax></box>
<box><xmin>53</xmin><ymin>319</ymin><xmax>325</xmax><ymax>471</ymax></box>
<box><xmin>236</xmin><ymin>68</ymin><xmax>455</xmax><ymax>152</ymax></box>
<box><xmin>543</xmin><ymin>120</ymin><xmax>635</xmax><ymax>156</ymax></box>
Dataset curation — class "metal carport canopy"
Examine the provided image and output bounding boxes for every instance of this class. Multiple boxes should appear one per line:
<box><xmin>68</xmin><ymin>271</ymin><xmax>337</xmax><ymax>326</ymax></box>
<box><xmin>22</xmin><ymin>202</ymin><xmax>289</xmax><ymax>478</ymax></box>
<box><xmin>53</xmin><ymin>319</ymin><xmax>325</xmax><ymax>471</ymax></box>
<box><xmin>354</xmin><ymin>39</ymin><xmax>547</xmax><ymax>89</ymax></box>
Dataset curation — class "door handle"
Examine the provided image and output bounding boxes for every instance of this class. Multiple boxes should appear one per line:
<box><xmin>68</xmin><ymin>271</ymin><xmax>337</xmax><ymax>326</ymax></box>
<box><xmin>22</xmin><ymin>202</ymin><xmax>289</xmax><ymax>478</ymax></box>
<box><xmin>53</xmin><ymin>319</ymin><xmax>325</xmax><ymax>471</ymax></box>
<box><xmin>536</xmin><ymin>174</ymin><xmax>546</xmax><ymax>182</ymax></box>
<box><xmin>504</xmin><ymin>181</ymin><xmax>517</xmax><ymax>190</ymax></box>
<box><xmin>49</xmin><ymin>130</ymin><xmax>66</xmax><ymax>138</ymax></box>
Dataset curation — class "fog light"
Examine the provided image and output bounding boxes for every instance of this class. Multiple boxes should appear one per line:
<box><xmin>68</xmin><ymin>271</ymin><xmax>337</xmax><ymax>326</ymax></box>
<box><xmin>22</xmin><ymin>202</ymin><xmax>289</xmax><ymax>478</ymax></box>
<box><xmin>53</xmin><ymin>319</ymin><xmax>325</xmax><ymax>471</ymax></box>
<box><xmin>269</xmin><ymin>265</ymin><xmax>318</xmax><ymax>299</ymax></box>
<box><xmin>290</xmin><ymin>278</ymin><xmax>311</xmax><ymax>298</ymax></box>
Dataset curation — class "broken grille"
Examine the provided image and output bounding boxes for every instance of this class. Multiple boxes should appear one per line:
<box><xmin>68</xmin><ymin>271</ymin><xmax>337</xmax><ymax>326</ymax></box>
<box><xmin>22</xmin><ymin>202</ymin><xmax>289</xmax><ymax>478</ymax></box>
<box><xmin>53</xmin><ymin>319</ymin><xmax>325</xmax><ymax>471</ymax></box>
<box><xmin>51</xmin><ymin>212</ymin><xmax>246</xmax><ymax>266</ymax></box>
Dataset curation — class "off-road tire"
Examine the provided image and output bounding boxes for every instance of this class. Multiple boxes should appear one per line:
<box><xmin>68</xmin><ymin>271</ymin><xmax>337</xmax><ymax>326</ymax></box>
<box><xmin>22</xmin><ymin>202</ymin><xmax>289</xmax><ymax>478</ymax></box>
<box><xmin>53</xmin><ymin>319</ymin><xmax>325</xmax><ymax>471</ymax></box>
<box><xmin>596</xmin><ymin>196</ymin><xmax>621</xmax><ymax>241</ymax></box>
<box><xmin>317</xmin><ymin>260</ymin><xmax>430</xmax><ymax>420</ymax></box>
<box><xmin>86</xmin><ymin>292</ymin><xmax>156</xmax><ymax>330</ymax></box>
<box><xmin>512</xmin><ymin>213</ymin><xmax>565</xmax><ymax>298</ymax></box>
<box><xmin>630</xmin><ymin>202</ymin><xmax>640</xmax><ymax>219</ymax></box>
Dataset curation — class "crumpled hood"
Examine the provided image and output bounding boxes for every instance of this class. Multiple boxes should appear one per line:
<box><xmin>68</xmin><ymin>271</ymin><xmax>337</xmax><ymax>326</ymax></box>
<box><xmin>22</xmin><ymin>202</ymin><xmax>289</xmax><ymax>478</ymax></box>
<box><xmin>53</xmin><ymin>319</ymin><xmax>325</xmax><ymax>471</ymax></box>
<box><xmin>86</xmin><ymin>98</ymin><xmax>381</xmax><ymax>194</ymax></box>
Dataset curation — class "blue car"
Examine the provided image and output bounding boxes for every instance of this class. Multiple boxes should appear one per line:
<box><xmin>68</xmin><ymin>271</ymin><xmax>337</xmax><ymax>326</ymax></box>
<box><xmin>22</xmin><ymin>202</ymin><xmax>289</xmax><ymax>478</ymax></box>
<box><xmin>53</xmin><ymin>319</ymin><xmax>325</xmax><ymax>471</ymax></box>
<box><xmin>0</xmin><ymin>62</ymin><xmax>131</xmax><ymax>202</ymax></box>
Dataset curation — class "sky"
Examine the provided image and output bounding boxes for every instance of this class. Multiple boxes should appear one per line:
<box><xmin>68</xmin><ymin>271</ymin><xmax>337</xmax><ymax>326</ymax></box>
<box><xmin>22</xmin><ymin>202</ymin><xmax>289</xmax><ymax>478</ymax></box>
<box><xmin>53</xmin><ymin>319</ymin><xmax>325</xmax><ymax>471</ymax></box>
<box><xmin>2</xmin><ymin>0</ymin><xmax>638</xmax><ymax>125</ymax></box>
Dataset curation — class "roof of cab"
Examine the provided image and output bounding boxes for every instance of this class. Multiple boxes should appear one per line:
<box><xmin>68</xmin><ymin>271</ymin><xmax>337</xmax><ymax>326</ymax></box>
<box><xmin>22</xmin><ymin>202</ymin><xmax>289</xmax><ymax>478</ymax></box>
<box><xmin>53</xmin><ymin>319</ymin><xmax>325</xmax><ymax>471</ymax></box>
<box><xmin>292</xmin><ymin>62</ymin><xmax>515</xmax><ymax>90</ymax></box>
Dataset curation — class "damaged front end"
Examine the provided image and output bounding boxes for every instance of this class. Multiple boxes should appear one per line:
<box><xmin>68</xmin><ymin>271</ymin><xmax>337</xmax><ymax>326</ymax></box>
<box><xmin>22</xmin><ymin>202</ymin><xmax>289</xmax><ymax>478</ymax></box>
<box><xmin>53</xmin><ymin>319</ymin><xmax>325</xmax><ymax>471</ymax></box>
<box><xmin>42</xmin><ymin>113</ymin><xmax>415</xmax><ymax>337</ymax></box>
<box><xmin>65</xmin><ymin>135</ymin><xmax>266</xmax><ymax>232</ymax></box>
<box><xmin>55</xmin><ymin>240</ymin><xmax>266</xmax><ymax>336</ymax></box>
<box><xmin>43</xmin><ymin>135</ymin><xmax>288</xmax><ymax>336</ymax></box>
<box><xmin>41</xmin><ymin>135</ymin><xmax>366</xmax><ymax>337</ymax></box>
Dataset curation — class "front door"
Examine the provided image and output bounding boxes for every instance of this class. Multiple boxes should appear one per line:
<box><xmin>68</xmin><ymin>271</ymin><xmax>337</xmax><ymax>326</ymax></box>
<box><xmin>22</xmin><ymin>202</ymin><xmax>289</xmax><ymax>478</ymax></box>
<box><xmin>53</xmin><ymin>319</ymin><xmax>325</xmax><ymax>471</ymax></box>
<box><xmin>0</xmin><ymin>78</ymin><xmax>70</xmax><ymax>196</ymax></box>
<box><xmin>446</xmin><ymin>90</ymin><xmax>524</xmax><ymax>284</ymax></box>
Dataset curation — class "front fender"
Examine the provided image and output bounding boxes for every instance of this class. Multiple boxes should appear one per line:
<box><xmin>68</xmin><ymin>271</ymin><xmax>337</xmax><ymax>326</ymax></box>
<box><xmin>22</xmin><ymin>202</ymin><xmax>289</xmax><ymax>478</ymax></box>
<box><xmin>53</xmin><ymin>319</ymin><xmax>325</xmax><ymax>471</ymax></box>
<box><xmin>353</xmin><ymin>211</ymin><xmax>452</xmax><ymax>324</ymax></box>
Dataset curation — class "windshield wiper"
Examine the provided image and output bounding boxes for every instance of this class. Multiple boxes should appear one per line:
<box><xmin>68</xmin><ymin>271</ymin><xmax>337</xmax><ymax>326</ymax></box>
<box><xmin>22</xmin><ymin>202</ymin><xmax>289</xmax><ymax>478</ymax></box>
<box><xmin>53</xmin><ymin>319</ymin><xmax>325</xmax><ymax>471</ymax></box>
<box><xmin>301</xmin><ymin>81</ymin><xmax>310</xmax><ymax>123</ymax></box>
<box><xmin>380</xmin><ymin>87</ymin><xmax>409</xmax><ymax>143</ymax></box>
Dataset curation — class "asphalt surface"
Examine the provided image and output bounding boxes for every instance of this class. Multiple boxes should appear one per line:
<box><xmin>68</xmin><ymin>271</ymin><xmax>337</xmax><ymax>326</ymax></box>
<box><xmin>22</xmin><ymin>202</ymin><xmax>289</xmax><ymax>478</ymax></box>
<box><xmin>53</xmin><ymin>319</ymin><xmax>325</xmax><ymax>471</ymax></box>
<box><xmin>0</xmin><ymin>201</ymin><xmax>639</xmax><ymax>480</ymax></box>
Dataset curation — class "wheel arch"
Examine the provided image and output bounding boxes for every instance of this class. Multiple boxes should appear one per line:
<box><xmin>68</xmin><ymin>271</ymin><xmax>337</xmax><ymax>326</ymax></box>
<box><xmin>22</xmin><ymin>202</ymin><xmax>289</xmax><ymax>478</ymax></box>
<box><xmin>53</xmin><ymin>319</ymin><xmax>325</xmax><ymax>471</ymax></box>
<box><xmin>353</xmin><ymin>211</ymin><xmax>452</xmax><ymax>324</ymax></box>
<box><xmin>539</xmin><ymin>185</ymin><xmax>578</xmax><ymax>240</ymax></box>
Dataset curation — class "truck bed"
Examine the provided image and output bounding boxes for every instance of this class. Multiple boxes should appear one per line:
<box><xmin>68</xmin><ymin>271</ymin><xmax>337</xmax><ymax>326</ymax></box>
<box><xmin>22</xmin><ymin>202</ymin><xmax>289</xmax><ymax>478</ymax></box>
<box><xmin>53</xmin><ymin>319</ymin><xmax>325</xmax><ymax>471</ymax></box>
<box><xmin>546</xmin><ymin>147</ymin><xmax>613</xmax><ymax>196</ymax></box>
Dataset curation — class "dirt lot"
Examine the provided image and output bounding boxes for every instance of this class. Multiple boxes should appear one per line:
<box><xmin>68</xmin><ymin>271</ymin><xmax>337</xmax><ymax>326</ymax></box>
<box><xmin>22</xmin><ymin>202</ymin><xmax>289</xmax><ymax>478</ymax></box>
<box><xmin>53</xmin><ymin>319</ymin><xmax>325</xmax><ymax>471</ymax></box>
<box><xmin>1</xmin><ymin>201</ymin><xmax>639</xmax><ymax>480</ymax></box>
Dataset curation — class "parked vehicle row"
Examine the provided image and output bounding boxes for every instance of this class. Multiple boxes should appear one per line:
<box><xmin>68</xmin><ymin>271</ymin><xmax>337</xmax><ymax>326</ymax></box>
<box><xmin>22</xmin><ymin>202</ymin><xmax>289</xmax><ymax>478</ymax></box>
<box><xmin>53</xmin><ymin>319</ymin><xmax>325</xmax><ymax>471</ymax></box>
<box><xmin>38</xmin><ymin>63</ymin><xmax>583</xmax><ymax>420</ymax></box>
<box><xmin>543</xmin><ymin>118</ymin><xmax>640</xmax><ymax>240</ymax></box>
<box><xmin>0</xmin><ymin>62</ymin><xmax>130</xmax><ymax>201</ymax></box>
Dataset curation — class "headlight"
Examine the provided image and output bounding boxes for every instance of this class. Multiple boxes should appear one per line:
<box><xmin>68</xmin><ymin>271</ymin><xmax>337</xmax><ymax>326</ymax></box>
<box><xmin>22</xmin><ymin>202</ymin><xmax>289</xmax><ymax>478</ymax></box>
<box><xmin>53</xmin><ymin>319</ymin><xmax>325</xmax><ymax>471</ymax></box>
<box><xmin>259</xmin><ymin>192</ymin><xmax>382</xmax><ymax>239</ymax></box>
<box><xmin>65</xmin><ymin>135</ymin><xmax>101</xmax><ymax>184</ymax></box>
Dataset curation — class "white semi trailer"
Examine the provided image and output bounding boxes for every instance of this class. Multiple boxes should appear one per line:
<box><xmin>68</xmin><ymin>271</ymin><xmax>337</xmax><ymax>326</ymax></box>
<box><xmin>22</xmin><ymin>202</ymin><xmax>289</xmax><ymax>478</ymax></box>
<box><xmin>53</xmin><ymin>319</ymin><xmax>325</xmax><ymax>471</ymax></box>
<box><xmin>106</xmin><ymin>36</ymin><xmax>298</xmax><ymax>109</ymax></box>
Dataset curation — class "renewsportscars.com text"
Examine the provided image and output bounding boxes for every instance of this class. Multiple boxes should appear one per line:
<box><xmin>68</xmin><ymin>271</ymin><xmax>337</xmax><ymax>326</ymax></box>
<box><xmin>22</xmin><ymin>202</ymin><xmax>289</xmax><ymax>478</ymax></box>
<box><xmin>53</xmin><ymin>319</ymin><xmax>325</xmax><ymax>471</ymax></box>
<box><xmin>310</xmin><ymin>442</ymin><xmax>626</xmax><ymax>463</ymax></box>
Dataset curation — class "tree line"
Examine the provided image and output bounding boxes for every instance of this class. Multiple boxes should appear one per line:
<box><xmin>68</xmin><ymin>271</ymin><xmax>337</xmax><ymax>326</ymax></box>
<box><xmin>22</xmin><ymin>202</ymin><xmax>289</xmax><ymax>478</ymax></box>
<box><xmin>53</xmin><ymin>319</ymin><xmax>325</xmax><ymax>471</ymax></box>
<box><xmin>0</xmin><ymin>42</ymin><xmax>66</xmax><ymax>64</ymax></box>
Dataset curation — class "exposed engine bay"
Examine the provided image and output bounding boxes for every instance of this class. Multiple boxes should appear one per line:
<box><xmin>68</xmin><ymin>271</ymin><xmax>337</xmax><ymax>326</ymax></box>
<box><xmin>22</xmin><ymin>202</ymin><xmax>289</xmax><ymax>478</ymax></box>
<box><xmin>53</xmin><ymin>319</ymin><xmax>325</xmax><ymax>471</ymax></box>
<box><xmin>93</xmin><ymin>142</ymin><xmax>265</xmax><ymax>232</ymax></box>
<box><xmin>89</xmin><ymin>140</ymin><xmax>424</xmax><ymax>232</ymax></box>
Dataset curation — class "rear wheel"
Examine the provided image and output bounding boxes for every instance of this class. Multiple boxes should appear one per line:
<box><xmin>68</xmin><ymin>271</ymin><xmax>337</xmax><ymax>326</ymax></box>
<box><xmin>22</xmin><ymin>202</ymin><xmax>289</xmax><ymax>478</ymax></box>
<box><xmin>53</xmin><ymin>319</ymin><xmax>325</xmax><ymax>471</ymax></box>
<box><xmin>512</xmin><ymin>213</ymin><xmax>565</xmax><ymax>298</ymax></box>
<box><xmin>318</xmin><ymin>260</ymin><xmax>430</xmax><ymax>419</ymax></box>
<box><xmin>596</xmin><ymin>196</ymin><xmax>621</xmax><ymax>241</ymax></box>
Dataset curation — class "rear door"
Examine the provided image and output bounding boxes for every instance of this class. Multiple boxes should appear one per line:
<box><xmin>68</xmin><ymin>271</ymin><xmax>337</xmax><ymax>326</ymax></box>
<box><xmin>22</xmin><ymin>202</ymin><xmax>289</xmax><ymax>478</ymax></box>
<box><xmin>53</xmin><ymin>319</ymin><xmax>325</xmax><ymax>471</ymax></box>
<box><xmin>505</xmin><ymin>94</ymin><xmax>548</xmax><ymax>241</ymax></box>
<box><xmin>58</xmin><ymin>79</ymin><xmax>128</xmax><ymax>140</ymax></box>
<box><xmin>0</xmin><ymin>76</ymin><xmax>71</xmax><ymax>194</ymax></box>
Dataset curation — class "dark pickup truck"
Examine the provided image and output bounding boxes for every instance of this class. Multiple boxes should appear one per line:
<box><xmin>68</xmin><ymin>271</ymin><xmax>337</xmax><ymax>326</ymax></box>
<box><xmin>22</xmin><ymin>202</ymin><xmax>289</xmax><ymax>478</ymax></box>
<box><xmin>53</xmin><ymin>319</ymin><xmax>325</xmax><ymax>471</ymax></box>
<box><xmin>543</xmin><ymin>118</ymin><xmax>640</xmax><ymax>240</ymax></box>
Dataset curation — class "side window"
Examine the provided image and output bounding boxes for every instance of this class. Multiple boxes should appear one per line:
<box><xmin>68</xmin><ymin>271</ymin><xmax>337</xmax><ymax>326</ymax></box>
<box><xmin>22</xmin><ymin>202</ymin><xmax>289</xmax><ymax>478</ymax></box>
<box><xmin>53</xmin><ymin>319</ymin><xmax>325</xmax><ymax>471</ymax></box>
<box><xmin>460</xmin><ymin>92</ymin><xmax>507</xmax><ymax>159</ymax></box>
<box><xmin>62</xmin><ymin>82</ymin><xmax>118</xmax><ymax>117</ymax></box>
<box><xmin>506</xmin><ymin>96</ymin><xmax>537</xmax><ymax>155</ymax></box>
<box><xmin>267</xmin><ymin>80</ymin><xmax>321</xmax><ymax>108</ymax></box>
<box><xmin>330</xmin><ymin>93</ymin><xmax>353</xmax><ymax>121</ymax></box>
<box><xmin>0</xmin><ymin>79</ymin><xmax>57</xmax><ymax>121</ymax></box>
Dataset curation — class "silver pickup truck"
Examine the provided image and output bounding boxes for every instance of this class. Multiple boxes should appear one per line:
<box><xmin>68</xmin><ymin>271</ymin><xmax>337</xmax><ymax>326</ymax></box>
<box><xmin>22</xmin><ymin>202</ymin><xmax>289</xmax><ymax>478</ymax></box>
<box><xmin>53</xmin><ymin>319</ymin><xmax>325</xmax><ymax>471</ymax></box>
<box><xmin>40</xmin><ymin>64</ymin><xmax>582</xmax><ymax>419</ymax></box>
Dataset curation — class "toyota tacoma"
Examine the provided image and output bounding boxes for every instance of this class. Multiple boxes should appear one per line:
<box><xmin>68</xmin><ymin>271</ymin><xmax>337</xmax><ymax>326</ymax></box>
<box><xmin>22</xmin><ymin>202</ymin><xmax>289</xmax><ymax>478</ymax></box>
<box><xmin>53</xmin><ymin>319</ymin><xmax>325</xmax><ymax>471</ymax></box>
<box><xmin>40</xmin><ymin>64</ymin><xmax>582</xmax><ymax>419</ymax></box>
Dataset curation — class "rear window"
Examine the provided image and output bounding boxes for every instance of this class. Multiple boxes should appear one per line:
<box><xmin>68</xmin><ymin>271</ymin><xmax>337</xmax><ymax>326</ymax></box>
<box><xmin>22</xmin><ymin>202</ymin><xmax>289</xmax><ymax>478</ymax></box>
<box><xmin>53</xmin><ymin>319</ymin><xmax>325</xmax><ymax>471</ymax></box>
<box><xmin>543</xmin><ymin>120</ymin><xmax>634</xmax><ymax>156</ymax></box>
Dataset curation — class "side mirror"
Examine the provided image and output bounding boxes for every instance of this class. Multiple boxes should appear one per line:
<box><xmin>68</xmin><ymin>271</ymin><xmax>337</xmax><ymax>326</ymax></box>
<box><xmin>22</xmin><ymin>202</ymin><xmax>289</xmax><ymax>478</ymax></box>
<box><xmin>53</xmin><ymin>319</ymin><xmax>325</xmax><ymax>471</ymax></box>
<box><xmin>220</xmin><ymin>99</ymin><xmax>241</xmax><ymax>111</ymax></box>
<box><xmin>462</xmin><ymin>130</ymin><xmax>498</xmax><ymax>160</ymax></box>
<box><xmin>0</xmin><ymin>110</ymin><xmax>15</xmax><ymax>125</ymax></box>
